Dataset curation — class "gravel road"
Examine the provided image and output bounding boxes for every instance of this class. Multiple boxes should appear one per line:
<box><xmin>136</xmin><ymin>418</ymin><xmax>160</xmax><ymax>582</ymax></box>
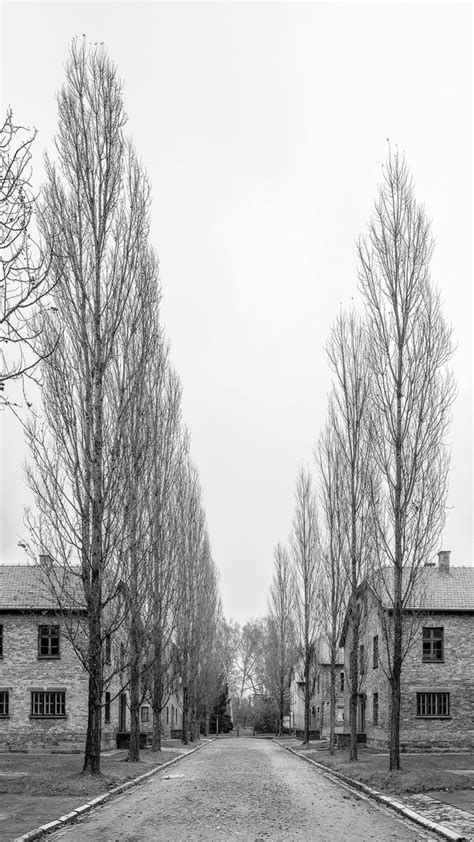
<box><xmin>49</xmin><ymin>738</ymin><xmax>436</xmax><ymax>841</ymax></box>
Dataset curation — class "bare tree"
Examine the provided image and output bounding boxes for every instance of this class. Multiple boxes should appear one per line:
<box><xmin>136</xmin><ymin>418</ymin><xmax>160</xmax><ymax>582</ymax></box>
<box><xmin>316</xmin><ymin>420</ymin><xmax>349</xmax><ymax>754</ymax></box>
<box><xmin>0</xmin><ymin>109</ymin><xmax>53</xmax><ymax>402</ymax></box>
<box><xmin>291</xmin><ymin>468</ymin><xmax>320</xmax><ymax>745</ymax></box>
<box><xmin>326</xmin><ymin>309</ymin><xmax>373</xmax><ymax>761</ymax></box>
<box><xmin>113</xmin><ymin>248</ymin><xmax>161</xmax><ymax>763</ymax></box>
<box><xmin>25</xmin><ymin>42</ymin><xmax>154</xmax><ymax>775</ymax></box>
<box><xmin>148</xmin><ymin>355</ymin><xmax>188</xmax><ymax>753</ymax></box>
<box><xmin>358</xmin><ymin>149</ymin><xmax>455</xmax><ymax>770</ymax></box>
<box><xmin>267</xmin><ymin>542</ymin><xmax>295</xmax><ymax>735</ymax></box>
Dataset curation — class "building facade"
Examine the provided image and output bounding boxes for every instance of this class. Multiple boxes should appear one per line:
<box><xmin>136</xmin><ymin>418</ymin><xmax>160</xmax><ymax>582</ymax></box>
<box><xmin>0</xmin><ymin>565</ymin><xmax>184</xmax><ymax>751</ymax></box>
<box><xmin>340</xmin><ymin>552</ymin><xmax>474</xmax><ymax>750</ymax></box>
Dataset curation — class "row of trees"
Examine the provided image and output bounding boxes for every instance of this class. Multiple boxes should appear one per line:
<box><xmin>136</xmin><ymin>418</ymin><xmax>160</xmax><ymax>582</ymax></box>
<box><xmin>266</xmin><ymin>150</ymin><xmax>455</xmax><ymax>770</ymax></box>
<box><xmin>2</xmin><ymin>41</ymin><xmax>225</xmax><ymax>775</ymax></box>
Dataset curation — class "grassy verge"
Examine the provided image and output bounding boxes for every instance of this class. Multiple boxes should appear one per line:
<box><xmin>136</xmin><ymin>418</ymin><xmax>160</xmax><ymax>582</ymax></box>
<box><xmin>0</xmin><ymin>744</ymin><xmax>189</xmax><ymax>798</ymax></box>
<box><xmin>290</xmin><ymin>744</ymin><xmax>474</xmax><ymax>795</ymax></box>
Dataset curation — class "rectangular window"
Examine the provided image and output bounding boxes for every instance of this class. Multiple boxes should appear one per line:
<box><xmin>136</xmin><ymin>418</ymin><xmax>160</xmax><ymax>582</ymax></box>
<box><xmin>38</xmin><ymin>625</ymin><xmax>60</xmax><ymax>658</ymax></box>
<box><xmin>140</xmin><ymin>706</ymin><xmax>150</xmax><ymax>723</ymax></box>
<box><xmin>105</xmin><ymin>634</ymin><xmax>111</xmax><ymax>665</ymax></box>
<box><xmin>416</xmin><ymin>692</ymin><xmax>450</xmax><ymax>718</ymax></box>
<box><xmin>31</xmin><ymin>691</ymin><xmax>66</xmax><ymax>717</ymax></box>
<box><xmin>373</xmin><ymin>692</ymin><xmax>379</xmax><ymax>725</ymax></box>
<box><xmin>373</xmin><ymin>635</ymin><xmax>379</xmax><ymax>669</ymax></box>
<box><xmin>0</xmin><ymin>691</ymin><xmax>9</xmax><ymax>717</ymax></box>
<box><xmin>104</xmin><ymin>691</ymin><xmax>111</xmax><ymax>723</ymax></box>
<box><xmin>340</xmin><ymin>671</ymin><xmax>344</xmax><ymax>693</ymax></box>
<box><xmin>0</xmin><ymin>625</ymin><xmax>3</xmax><ymax>658</ymax></box>
<box><xmin>422</xmin><ymin>628</ymin><xmax>444</xmax><ymax>662</ymax></box>
<box><xmin>166</xmin><ymin>706</ymin><xmax>169</xmax><ymax>724</ymax></box>
<box><xmin>316</xmin><ymin>673</ymin><xmax>320</xmax><ymax>694</ymax></box>
<box><xmin>359</xmin><ymin>644</ymin><xmax>365</xmax><ymax>674</ymax></box>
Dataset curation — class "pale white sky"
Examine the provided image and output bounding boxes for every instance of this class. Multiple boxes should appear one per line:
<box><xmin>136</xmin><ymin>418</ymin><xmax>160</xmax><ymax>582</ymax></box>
<box><xmin>0</xmin><ymin>1</ymin><xmax>472</xmax><ymax>625</ymax></box>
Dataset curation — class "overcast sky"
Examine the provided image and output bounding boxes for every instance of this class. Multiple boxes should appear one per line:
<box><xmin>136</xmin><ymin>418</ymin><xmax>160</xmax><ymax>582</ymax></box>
<box><xmin>0</xmin><ymin>1</ymin><xmax>472</xmax><ymax>625</ymax></box>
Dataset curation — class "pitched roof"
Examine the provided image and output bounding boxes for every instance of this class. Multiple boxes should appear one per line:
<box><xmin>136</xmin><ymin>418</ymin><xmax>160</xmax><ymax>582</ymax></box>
<box><xmin>339</xmin><ymin>564</ymin><xmax>474</xmax><ymax>646</ymax></box>
<box><xmin>0</xmin><ymin>565</ymin><xmax>85</xmax><ymax>611</ymax></box>
<box><xmin>375</xmin><ymin>565</ymin><xmax>474</xmax><ymax>612</ymax></box>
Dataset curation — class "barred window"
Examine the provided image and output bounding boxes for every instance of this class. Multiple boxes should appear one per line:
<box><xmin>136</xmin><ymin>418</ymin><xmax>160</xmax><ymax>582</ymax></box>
<box><xmin>416</xmin><ymin>692</ymin><xmax>450</xmax><ymax>717</ymax></box>
<box><xmin>38</xmin><ymin>626</ymin><xmax>60</xmax><ymax>658</ymax></box>
<box><xmin>422</xmin><ymin>628</ymin><xmax>443</xmax><ymax>662</ymax></box>
<box><xmin>31</xmin><ymin>691</ymin><xmax>66</xmax><ymax>717</ymax></box>
<box><xmin>0</xmin><ymin>691</ymin><xmax>9</xmax><ymax>717</ymax></box>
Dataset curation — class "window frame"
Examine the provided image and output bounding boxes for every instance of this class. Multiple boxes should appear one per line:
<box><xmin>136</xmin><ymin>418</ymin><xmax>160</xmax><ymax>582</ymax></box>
<box><xmin>30</xmin><ymin>690</ymin><xmax>66</xmax><ymax>718</ymax></box>
<box><xmin>373</xmin><ymin>635</ymin><xmax>379</xmax><ymax>669</ymax></box>
<box><xmin>422</xmin><ymin>627</ymin><xmax>444</xmax><ymax>662</ymax></box>
<box><xmin>0</xmin><ymin>690</ymin><xmax>9</xmax><ymax>717</ymax></box>
<box><xmin>38</xmin><ymin>625</ymin><xmax>60</xmax><ymax>659</ymax></box>
<box><xmin>140</xmin><ymin>705</ymin><xmax>150</xmax><ymax>723</ymax></box>
<box><xmin>416</xmin><ymin>691</ymin><xmax>450</xmax><ymax>718</ymax></box>
<box><xmin>373</xmin><ymin>692</ymin><xmax>379</xmax><ymax>726</ymax></box>
<box><xmin>104</xmin><ymin>691</ymin><xmax>111</xmax><ymax>724</ymax></box>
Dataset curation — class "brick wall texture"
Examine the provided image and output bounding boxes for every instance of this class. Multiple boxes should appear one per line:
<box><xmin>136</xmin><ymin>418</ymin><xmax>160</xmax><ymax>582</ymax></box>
<box><xmin>0</xmin><ymin>612</ymin><xmax>89</xmax><ymax>751</ymax></box>
<box><xmin>344</xmin><ymin>597</ymin><xmax>474</xmax><ymax>750</ymax></box>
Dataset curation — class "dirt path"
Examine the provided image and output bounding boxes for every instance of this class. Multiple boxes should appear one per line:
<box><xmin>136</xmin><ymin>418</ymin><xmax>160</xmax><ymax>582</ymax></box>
<box><xmin>49</xmin><ymin>738</ymin><xmax>436</xmax><ymax>841</ymax></box>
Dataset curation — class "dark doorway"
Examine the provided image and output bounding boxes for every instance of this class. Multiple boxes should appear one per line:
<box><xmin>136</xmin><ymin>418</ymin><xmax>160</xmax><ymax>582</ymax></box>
<box><xmin>358</xmin><ymin>694</ymin><xmax>366</xmax><ymax>733</ymax></box>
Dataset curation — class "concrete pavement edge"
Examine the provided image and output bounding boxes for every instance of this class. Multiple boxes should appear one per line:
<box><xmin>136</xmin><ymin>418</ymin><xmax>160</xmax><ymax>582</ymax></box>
<box><xmin>12</xmin><ymin>738</ymin><xmax>216</xmax><ymax>842</ymax></box>
<box><xmin>274</xmin><ymin>741</ymin><xmax>467</xmax><ymax>842</ymax></box>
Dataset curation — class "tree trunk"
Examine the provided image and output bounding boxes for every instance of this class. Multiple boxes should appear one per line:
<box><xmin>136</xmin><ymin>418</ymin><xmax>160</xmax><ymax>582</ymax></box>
<box><xmin>303</xmin><ymin>649</ymin><xmax>311</xmax><ymax>744</ymax></box>
<box><xmin>182</xmin><ymin>684</ymin><xmax>189</xmax><ymax>745</ymax></box>
<box><xmin>390</xmin><ymin>599</ymin><xmax>403</xmax><ymax>770</ymax></box>
<box><xmin>349</xmin><ymin>476</ymin><xmax>359</xmax><ymax>763</ymax></box>
<box><xmin>128</xmin><ymin>616</ymin><xmax>141</xmax><ymax>762</ymax></box>
<box><xmin>329</xmin><ymin>649</ymin><xmax>336</xmax><ymax>754</ymax></box>
<box><xmin>349</xmin><ymin>639</ymin><xmax>358</xmax><ymax>762</ymax></box>
<box><xmin>279</xmin><ymin>683</ymin><xmax>284</xmax><ymax>736</ymax></box>
<box><xmin>151</xmin><ymin>634</ymin><xmax>163</xmax><ymax>752</ymax></box>
<box><xmin>83</xmin><ymin>592</ymin><xmax>102</xmax><ymax>774</ymax></box>
<box><xmin>390</xmin><ymin>351</ymin><xmax>403</xmax><ymax>771</ymax></box>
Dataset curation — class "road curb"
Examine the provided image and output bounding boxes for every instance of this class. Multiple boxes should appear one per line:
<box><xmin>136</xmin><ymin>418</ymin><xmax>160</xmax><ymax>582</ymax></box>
<box><xmin>13</xmin><ymin>739</ymin><xmax>215</xmax><ymax>841</ymax></box>
<box><xmin>274</xmin><ymin>741</ymin><xmax>467</xmax><ymax>842</ymax></box>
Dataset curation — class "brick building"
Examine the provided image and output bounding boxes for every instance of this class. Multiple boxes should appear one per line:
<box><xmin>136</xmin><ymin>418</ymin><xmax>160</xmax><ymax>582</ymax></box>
<box><xmin>289</xmin><ymin>639</ymin><xmax>345</xmax><ymax>739</ymax></box>
<box><xmin>0</xmin><ymin>565</ymin><xmax>185</xmax><ymax>751</ymax></box>
<box><xmin>340</xmin><ymin>552</ymin><xmax>474</xmax><ymax>750</ymax></box>
<box><xmin>289</xmin><ymin>658</ymin><xmax>315</xmax><ymax>737</ymax></box>
<box><xmin>313</xmin><ymin>638</ymin><xmax>345</xmax><ymax>739</ymax></box>
<box><xmin>0</xmin><ymin>564</ymin><xmax>120</xmax><ymax>751</ymax></box>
